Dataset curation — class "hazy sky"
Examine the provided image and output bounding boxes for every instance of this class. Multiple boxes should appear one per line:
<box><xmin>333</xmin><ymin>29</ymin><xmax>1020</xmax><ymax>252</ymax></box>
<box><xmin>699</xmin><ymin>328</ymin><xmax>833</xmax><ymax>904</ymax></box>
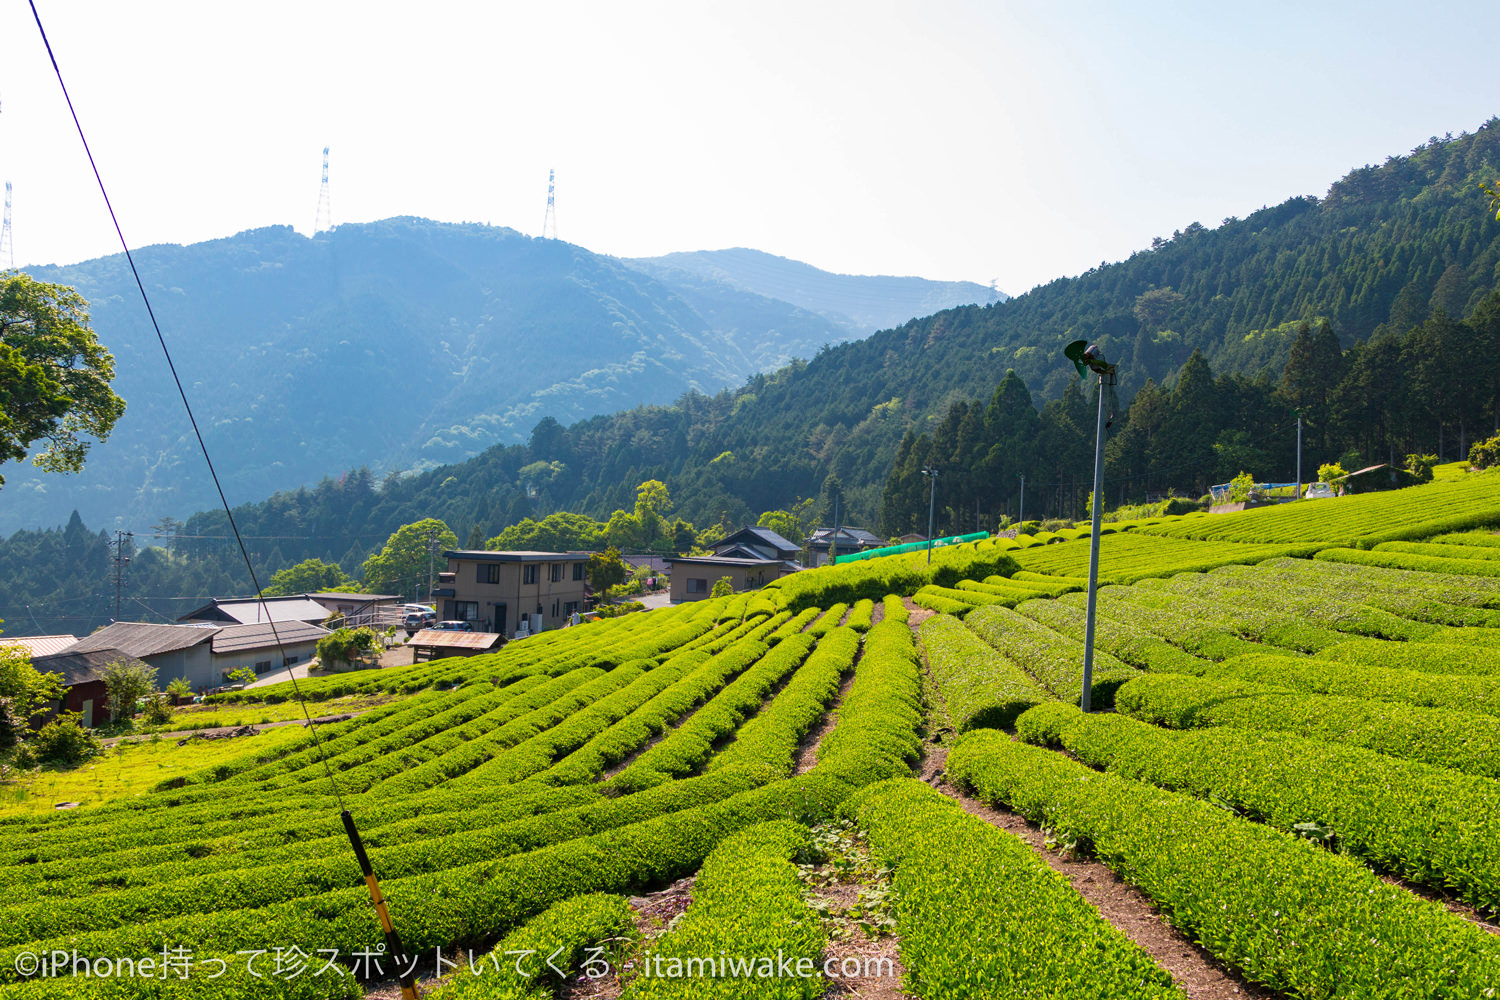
<box><xmin>1</xmin><ymin>1</ymin><xmax>1496</xmax><ymax>294</ymax></box>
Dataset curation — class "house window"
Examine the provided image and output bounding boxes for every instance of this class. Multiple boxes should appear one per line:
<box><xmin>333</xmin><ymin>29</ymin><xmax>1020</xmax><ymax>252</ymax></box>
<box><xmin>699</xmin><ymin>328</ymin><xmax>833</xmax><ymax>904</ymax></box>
<box><xmin>523</xmin><ymin>564</ymin><xmax>538</xmax><ymax>585</ymax></box>
<box><xmin>455</xmin><ymin>600</ymin><xmax>479</xmax><ymax>622</ymax></box>
<box><xmin>483</xmin><ymin>564</ymin><xmax>501</xmax><ymax>584</ymax></box>
<box><xmin>686</xmin><ymin>578</ymin><xmax>709</xmax><ymax>594</ymax></box>
<box><xmin>254</xmin><ymin>659</ymin><xmax>273</xmax><ymax>674</ymax></box>
<box><xmin>564</xmin><ymin>601</ymin><xmax>579</xmax><ymax>617</ymax></box>
<box><xmin>550</xmin><ymin>563</ymin><xmax>564</xmax><ymax>583</ymax></box>
<box><xmin>572</xmin><ymin>562</ymin><xmax>585</xmax><ymax>581</ymax></box>
<box><xmin>283</xmin><ymin>655</ymin><xmax>300</xmax><ymax>667</ymax></box>
<box><xmin>551</xmin><ymin>599</ymin><xmax>560</xmax><ymax>617</ymax></box>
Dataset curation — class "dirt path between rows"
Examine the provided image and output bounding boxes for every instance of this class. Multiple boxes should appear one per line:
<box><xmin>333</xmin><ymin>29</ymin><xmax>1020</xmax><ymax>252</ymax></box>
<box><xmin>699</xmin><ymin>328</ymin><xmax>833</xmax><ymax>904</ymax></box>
<box><xmin>102</xmin><ymin>712</ymin><xmax>361</xmax><ymax>747</ymax></box>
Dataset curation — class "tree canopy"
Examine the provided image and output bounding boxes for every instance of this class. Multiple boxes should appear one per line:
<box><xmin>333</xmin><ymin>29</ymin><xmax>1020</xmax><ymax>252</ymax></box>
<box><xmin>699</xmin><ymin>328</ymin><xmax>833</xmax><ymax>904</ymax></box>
<box><xmin>0</xmin><ymin>274</ymin><xmax>125</xmax><ymax>488</ymax></box>
<box><xmin>360</xmin><ymin>519</ymin><xmax>457</xmax><ymax>598</ymax></box>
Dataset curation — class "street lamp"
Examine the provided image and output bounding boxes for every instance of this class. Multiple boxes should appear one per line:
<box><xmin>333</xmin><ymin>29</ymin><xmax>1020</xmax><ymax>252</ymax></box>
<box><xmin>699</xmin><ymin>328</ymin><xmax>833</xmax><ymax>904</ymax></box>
<box><xmin>921</xmin><ymin>466</ymin><xmax>939</xmax><ymax>564</ymax></box>
<box><xmin>1063</xmin><ymin>340</ymin><xmax>1117</xmax><ymax>712</ymax></box>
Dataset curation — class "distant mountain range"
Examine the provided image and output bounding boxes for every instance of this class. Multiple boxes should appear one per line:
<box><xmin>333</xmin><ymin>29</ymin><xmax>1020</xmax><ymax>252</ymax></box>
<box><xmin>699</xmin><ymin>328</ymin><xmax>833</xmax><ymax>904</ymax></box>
<box><xmin>625</xmin><ymin>248</ymin><xmax>1004</xmax><ymax>337</ymax></box>
<box><xmin>1</xmin><ymin>221</ymin><xmax>1002</xmax><ymax>533</ymax></box>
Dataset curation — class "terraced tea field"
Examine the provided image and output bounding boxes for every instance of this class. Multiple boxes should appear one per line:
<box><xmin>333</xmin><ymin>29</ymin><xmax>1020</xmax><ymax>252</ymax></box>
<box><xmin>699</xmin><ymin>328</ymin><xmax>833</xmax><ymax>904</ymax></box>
<box><xmin>7</xmin><ymin>467</ymin><xmax>1500</xmax><ymax>999</ymax></box>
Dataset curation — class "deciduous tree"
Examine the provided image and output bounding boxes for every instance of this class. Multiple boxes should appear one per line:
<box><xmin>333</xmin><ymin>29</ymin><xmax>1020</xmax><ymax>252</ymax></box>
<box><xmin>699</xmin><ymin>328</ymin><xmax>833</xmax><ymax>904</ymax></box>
<box><xmin>0</xmin><ymin>274</ymin><xmax>126</xmax><ymax>487</ymax></box>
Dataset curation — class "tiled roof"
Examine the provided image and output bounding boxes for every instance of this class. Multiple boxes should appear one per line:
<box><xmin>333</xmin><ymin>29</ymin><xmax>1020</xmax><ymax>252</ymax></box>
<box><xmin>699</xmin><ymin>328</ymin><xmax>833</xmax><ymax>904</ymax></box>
<box><xmin>0</xmin><ymin>634</ymin><xmax>79</xmax><ymax>657</ymax></box>
<box><xmin>70</xmin><ymin>622</ymin><xmax>218</xmax><ymax>658</ymax></box>
<box><xmin>182</xmin><ymin>597</ymin><xmax>332</xmax><ymax>625</ymax></box>
<box><xmin>211</xmin><ymin>621</ymin><xmax>332</xmax><ymax>655</ymax></box>
<box><xmin>30</xmin><ymin>647</ymin><xmax>124</xmax><ymax>686</ymax></box>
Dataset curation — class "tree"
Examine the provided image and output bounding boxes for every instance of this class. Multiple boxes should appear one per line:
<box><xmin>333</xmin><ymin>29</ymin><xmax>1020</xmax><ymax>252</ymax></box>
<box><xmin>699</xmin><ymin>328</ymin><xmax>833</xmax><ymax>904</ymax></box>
<box><xmin>587</xmin><ymin>547</ymin><xmax>630</xmax><ymax>593</ymax></box>
<box><xmin>102</xmin><ymin>657</ymin><xmax>156</xmax><ymax>723</ymax></box>
<box><xmin>263</xmin><ymin>557</ymin><xmax>353</xmax><ymax>596</ymax></box>
<box><xmin>710</xmin><ymin>577</ymin><xmax>734</xmax><ymax>598</ymax></box>
<box><xmin>0</xmin><ymin>635</ymin><xmax>63</xmax><ymax>746</ymax></box>
<box><xmin>0</xmin><ymin>274</ymin><xmax>126</xmax><ymax>488</ymax></box>
<box><xmin>360</xmin><ymin>518</ymin><xmax>457</xmax><ymax>597</ymax></box>
<box><xmin>634</xmin><ymin>480</ymin><xmax>672</xmax><ymax>549</ymax></box>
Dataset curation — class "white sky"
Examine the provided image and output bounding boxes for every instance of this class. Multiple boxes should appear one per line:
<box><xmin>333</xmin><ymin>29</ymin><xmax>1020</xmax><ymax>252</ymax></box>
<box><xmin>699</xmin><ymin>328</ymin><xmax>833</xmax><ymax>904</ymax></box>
<box><xmin>1</xmin><ymin>1</ymin><xmax>1496</xmax><ymax>294</ymax></box>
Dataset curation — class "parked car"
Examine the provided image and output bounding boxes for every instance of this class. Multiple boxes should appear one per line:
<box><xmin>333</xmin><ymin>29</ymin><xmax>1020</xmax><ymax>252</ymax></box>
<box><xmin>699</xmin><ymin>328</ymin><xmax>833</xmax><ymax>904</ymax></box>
<box><xmin>1303</xmin><ymin>482</ymin><xmax>1336</xmax><ymax>499</ymax></box>
<box><xmin>402</xmin><ymin>609</ymin><xmax>437</xmax><ymax>629</ymax></box>
<box><xmin>433</xmin><ymin>620</ymin><xmax>475</xmax><ymax>632</ymax></box>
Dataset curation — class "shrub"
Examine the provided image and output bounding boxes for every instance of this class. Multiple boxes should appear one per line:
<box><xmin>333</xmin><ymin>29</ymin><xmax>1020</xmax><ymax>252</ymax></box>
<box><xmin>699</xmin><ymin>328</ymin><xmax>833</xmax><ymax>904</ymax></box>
<box><xmin>1317</xmin><ymin>461</ymin><xmax>1347</xmax><ymax>484</ymax></box>
<box><xmin>102</xmin><ymin>657</ymin><xmax>156</xmax><ymax>722</ymax></box>
<box><xmin>141</xmin><ymin>694</ymin><xmax>174</xmax><ymax>726</ymax></box>
<box><xmin>1469</xmin><ymin>433</ymin><xmax>1500</xmax><ymax>469</ymax></box>
<box><xmin>33</xmin><ymin>712</ymin><xmax>102</xmax><ymax>765</ymax></box>
<box><xmin>315</xmin><ymin>626</ymin><xmax>378</xmax><ymax>667</ymax></box>
<box><xmin>1227</xmin><ymin>470</ymin><xmax>1255</xmax><ymax>502</ymax></box>
<box><xmin>710</xmin><ymin>577</ymin><xmax>735</xmax><ymax>598</ymax></box>
<box><xmin>1404</xmin><ymin>453</ymin><xmax>1438</xmax><ymax>485</ymax></box>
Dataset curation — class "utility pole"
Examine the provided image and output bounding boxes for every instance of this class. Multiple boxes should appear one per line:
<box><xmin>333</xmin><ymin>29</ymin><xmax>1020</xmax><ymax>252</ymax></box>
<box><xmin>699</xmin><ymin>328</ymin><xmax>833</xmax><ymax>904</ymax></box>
<box><xmin>921</xmin><ymin>466</ymin><xmax>939</xmax><ymax>564</ymax></box>
<box><xmin>1017</xmin><ymin>473</ymin><xmax>1026</xmax><ymax>530</ymax></box>
<box><xmin>111</xmin><ymin>530</ymin><xmax>133</xmax><ymax>615</ymax></box>
<box><xmin>1295</xmin><ymin>410</ymin><xmax>1303</xmax><ymax>498</ymax></box>
<box><xmin>829</xmin><ymin>497</ymin><xmax>839</xmax><ymax>565</ymax></box>
<box><xmin>426</xmin><ymin>531</ymin><xmax>440</xmax><ymax>606</ymax></box>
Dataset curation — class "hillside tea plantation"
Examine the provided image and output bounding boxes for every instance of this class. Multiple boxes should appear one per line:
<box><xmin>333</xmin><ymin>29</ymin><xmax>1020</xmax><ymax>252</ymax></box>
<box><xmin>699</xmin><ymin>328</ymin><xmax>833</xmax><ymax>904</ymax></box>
<box><xmin>6</xmin><ymin>466</ymin><xmax>1500</xmax><ymax>999</ymax></box>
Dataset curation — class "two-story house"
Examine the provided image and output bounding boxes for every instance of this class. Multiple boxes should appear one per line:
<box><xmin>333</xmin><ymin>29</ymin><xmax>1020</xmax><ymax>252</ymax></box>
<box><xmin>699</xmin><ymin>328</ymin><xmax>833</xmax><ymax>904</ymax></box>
<box><xmin>663</xmin><ymin>526</ymin><xmax>802</xmax><ymax>602</ymax></box>
<box><xmin>432</xmin><ymin>550</ymin><xmax>590</xmax><ymax>637</ymax></box>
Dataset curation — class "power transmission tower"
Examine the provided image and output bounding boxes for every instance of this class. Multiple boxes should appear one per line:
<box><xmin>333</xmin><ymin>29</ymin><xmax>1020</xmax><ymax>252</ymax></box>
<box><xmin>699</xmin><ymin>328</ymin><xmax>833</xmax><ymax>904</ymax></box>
<box><xmin>314</xmin><ymin>147</ymin><xmax>332</xmax><ymax>234</ymax></box>
<box><xmin>541</xmin><ymin>168</ymin><xmax>557</xmax><ymax>240</ymax></box>
<box><xmin>111</xmin><ymin>530</ymin><xmax>133</xmax><ymax>615</ymax></box>
<box><xmin>1</xmin><ymin>182</ymin><xmax>13</xmax><ymax>269</ymax></box>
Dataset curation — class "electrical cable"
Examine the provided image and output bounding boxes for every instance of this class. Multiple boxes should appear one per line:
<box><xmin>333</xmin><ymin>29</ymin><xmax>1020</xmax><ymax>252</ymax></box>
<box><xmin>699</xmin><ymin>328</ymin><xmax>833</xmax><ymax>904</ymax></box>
<box><xmin>29</xmin><ymin>10</ymin><xmax>422</xmax><ymax>993</ymax></box>
<box><xmin>27</xmin><ymin>0</ymin><xmax>347</xmax><ymax>811</ymax></box>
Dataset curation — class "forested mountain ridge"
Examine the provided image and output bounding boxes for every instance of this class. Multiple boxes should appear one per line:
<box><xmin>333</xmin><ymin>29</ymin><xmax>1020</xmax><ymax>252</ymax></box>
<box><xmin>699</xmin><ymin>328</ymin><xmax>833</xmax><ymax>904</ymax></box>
<box><xmin>2</xmin><ymin>220</ymin><xmax>993</xmax><ymax>535</ymax></box>
<box><xmin>176</xmin><ymin>121</ymin><xmax>1500</xmax><ymax>551</ymax></box>
<box><xmin>5</xmin><ymin>120</ymin><xmax>1500</xmax><ymax>637</ymax></box>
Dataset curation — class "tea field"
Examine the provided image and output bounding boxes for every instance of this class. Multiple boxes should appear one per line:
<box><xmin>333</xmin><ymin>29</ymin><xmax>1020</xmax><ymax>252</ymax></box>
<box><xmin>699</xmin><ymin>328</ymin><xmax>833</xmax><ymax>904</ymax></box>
<box><xmin>7</xmin><ymin>466</ymin><xmax>1500</xmax><ymax>999</ymax></box>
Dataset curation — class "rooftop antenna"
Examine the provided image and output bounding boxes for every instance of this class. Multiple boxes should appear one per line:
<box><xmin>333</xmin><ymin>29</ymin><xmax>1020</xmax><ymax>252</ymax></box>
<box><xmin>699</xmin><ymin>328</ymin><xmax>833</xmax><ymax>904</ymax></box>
<box><xmin>541</xmin><ymin>168</ymin><xmax>557</xmax><ymax>240</ymax></box>
<box><xmin>1</xmin><ymin>182</ymin><xmax>13</xmax><ymax>268</ymax></box>
<box><xmin>313</xmin><ymin>146</ymin><xmax>332</xmax><ymax>234</ymax></box>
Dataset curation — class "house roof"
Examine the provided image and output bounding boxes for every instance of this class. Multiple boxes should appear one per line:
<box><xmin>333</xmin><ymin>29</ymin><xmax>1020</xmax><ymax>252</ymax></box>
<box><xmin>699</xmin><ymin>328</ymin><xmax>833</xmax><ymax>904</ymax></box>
<box><xmin>179</xmin><ymin>596</ymin><xmax>333</xmax><ymax>625</ymax></box>
<box><xmin>70</xmin><ymin>622</ymin><xmax>218</xmax><ymax>659</ymax></box>
<box><xmin>211</xmin><ymin>621</ymin><xmax>332</xmax><ymax>655</ymax></box>
<box><xmin>30</xmin><ymin>647</ymin><xmax>124</xmax><ymax>686</ymax></box>
<box><xmin>665</xmin><ymin>555</ymin><xmax>800</xmax><ymax>570</ymax></box>
<box><xmin>306</xmin><ymin>592</ymin><xmax>399</xmax><ymax>604</ymax></box>
<box><xmin>807</xmin><ymin>526</ymin><xmax>884</xmax><ymax>547</ymax></box>
<box><xmin>715</xmin><ymin>527</ymin><xmax>800</xmax><ymax>555</ymax></box>
<box><xmin>0</xmin><ymin>634</ymin><xmax>80</xmax><ymax>657</ymax></box>
<box><xmin>406</xmin><ymin>629</ymin><xmax>502</xmax><ymax>650</ymax></box>
<box><xmin>444</xmin><ymin>549</ymin><xmax>589</xmax><ymax>563</ymax></box>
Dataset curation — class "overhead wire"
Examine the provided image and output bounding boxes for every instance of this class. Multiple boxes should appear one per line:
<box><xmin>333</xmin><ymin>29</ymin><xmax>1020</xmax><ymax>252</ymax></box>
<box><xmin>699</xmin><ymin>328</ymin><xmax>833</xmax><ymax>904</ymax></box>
<box><xmin>27</xmin><ymin>0</ymin><xmax>347</xmax><ymax>810</ymax></box>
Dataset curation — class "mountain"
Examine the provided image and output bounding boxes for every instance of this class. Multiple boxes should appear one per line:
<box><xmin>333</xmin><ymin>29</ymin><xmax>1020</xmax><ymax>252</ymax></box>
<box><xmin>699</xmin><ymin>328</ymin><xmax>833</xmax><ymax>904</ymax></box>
<box><xmin>1</xmin><ymin>220</ymin><xmax>986</xmax><ymax>534</ymax></box>
<box><xmin>625</xmin><ymin>248</ymin><xmax>1005</xmax><ymax>336</ymax></box>
<box><xmin>154</xmin><ymin>119</ymin><xmax>1500</xmax><ymax>551</ymax></box>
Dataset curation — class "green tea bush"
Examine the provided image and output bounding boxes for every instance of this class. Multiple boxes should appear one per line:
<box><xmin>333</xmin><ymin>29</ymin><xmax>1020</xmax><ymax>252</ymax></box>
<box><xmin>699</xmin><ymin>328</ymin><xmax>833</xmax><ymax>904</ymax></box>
<box><xmin>1022</xmin><ymin>711</ymin><xmax>1500</xmax><ymax>914</ymax></box>
<box><xmin>948</xmin><ymin>732</ymin><xmax>1500</xmax><ymax>999</ymax></box>
<box><xmin>1114</xmin><ymin>673</ymin><xmax>1500</xmax><ymax>778</ymax></box>
<box><xmin>918</xmin><ymin>614</ymin><xmax>1049</xmax><ymax>730</ymax></box>
<box><xmin>965</xmin><ymin>605</ymin><xmax>1140</xmax><ymax>707</ymax></box>
<box><xmin>843</xmin><ymin>779</ymin><xmax>1183</xmax><ymax>999</ymax></box>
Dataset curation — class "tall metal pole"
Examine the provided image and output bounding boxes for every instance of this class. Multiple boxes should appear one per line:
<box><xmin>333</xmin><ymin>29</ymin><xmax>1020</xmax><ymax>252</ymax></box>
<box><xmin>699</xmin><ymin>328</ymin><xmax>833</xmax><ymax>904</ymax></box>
<box><xmin>1295</xmin><ymin>412</ymin><xmax>1303</xmax><ymax>498</ymax></box>
<box><xmin>1080</xmin><ymin>375</ymin><xmax>1107</xmax><ymax>712</ymax></box>
<box><xmin>923</xmin><ymin>467</ymin><xmax>938</xmax><ymax>564</ymax></box>
<box><xmin>1018</xmin><ymin>474</ymin><xmax>1026</xmax><ymax>529</ymax></box>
